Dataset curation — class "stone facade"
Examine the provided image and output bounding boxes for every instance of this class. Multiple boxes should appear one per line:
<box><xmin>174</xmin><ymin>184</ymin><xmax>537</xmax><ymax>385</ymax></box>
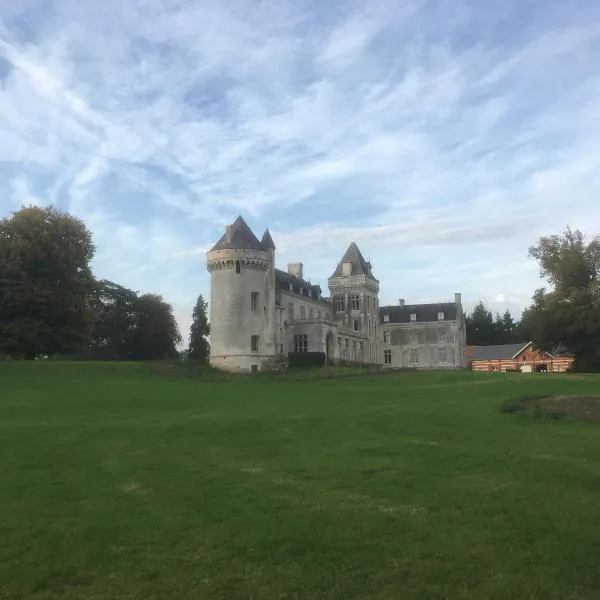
<box><xmin>379</xmin><ymin>296</ymin><xmax>467</xmax><ymax>369</ymax></box>
<box><xmin>207</xmin><ymin>216</ymin><xmax>466</xmax><ymax>373</ymax></box>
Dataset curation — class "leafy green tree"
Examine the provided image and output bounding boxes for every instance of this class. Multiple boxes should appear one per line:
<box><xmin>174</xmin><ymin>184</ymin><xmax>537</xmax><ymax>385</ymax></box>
<box><xmin>188</xmin><ymin>294</ymin><xmax>210</xmax><ymax>361</ymax></box>
<box><xmin>89</xmin><ymin>280</ymin><xmax>140</xmax><ymax>359</ymax></box>
<box><xmin>0</xmin><ymin>206</ymin><xmax>95</xmax><ymax>358</ymax></box>
<box><xmin>523</xmin><ymin>227</ymin><xmax>600</xmax><ymax>371</ymax></box>
<box><xmin>130</xmin><ymin>293</ymin><xmax>181</xmax><ymax>360</ymax></box>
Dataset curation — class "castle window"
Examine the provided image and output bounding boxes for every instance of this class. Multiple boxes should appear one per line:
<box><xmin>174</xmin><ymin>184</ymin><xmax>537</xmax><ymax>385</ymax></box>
<box><xmin>383</xmin><ymin>331</ymin><xmax>389</xmax><ymax>344</ymax></box>
<box><xmin>294</xmin><ymin>334</ymin><xmax>308</xmax><ymax>353</ymax></box>
<box><xmin>309</xmin><ymin>308</ymin><xmax>314</xmax><ymax>319</ymax></box>
<box><xmin>352</xmin><ymin>341</ymin><xmax>357</xmax><ymax>358</ymax></box>
<box><xmin>409</xmin><ymin>330</ymin><xmax>419</xmax><ymax>344</ymax></box>
<box><xmin>300</xmin><ymin>306</ymin><xmax>306</xmax><ymax>319</ymax></box>
<box><xmin>235</xmin><ymin>260</ymin><xmax>241</xmax><ymax>274</ymax></box>
<box><xmin>438</xmin><ymin>348</ymin><xmax>448</xmax><ymax>363</ymax></box>
<box><xmin>251</xmin><ymin>335</ymin><xmax>260</xmax><ymax>352</ymax></box>
<box><xmin>384</xmin><ymin>349</ymin><xmax>392</xmax><ymax>364</ymax></box>
<box><xmin>410</xmin><ymin>349</ymin><xmax>419</xmax><ymax>364</ymax></box>
<box><xmin>288</xmin><ymin>303</ymin><xmax>294</xmax><ymax>321</ymax></box>
<box><xmin>383</xmin><ymin>314</ymin><xmax>390</xmax><ymax>322</ymax></box>
<box><xmin>353</xmin><ymin>319</ymin><xmax>359</xmax><ymax>331</ymax></box>
<box><xmin>438</xmin><ymin>311</ymin><xmax>445</xmax><ymax>320</ymax></box>
<box><xmin>410</xmin><ymin>313</ymin><xmax>417</xmax><ymax>321</ymax></box>
<box><xmin>438</xmin><ymin>330</ymin><xmax>447</xmax><ymax>344</ymax></box>
<box><xmin>350</xmin><ymin>295</ymin><xmax>360</xmax><ymax>311</ymax></box>
<box><xmin>251</xmin><ymin>292</ymin><xmax>259</xmax><ymax>312</ymax></box>
<box><xmin>334</xmin><ymin>296</ymin><xmax>345</xmax><ymax>312</ymax></box>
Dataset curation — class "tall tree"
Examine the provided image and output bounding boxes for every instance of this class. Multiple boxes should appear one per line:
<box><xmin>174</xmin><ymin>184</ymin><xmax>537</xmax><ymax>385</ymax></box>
<box><xmin>466</xmin><ymin>301</ymin><xmax>495</xmax><ymax>345</ymax></box>
<box><xmin>523</xmin><ymin>227</ymin><xmax>600</xmax><ymax>371</ymax></box>
<box><xmin>89</xmin><ymin>280</ymin><xmax>139</xmax><ymax>359</ymax></box>
<box><xmin>0</xmin><ymin>206</ymin><xmax>95</xmax><ymax>358</ymax></box>
<box><xmin>130</xmin><ymin>293</ymin><xmax>181</xmax><ymax>360</ymax></box>
<box><xmin>188</xmin><ymin>294</ymin><xmax>210</xmax><ymax>361</ymax></box>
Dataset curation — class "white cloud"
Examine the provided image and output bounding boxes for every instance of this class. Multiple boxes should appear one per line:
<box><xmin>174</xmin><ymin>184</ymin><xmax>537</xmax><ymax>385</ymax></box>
<box><xmin>1</xmin><ymin>0</ymin><xmax>600</xmax><ymax>337</ymax></box>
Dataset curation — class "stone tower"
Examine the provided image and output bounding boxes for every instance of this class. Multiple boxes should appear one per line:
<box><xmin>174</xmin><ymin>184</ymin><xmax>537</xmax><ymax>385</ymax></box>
<box><xmin>206</xmin><ymin>216</ymin><xmax>276</xmax><ymax>373</ymax></box>
<box><xmin>328</xmin><ymin>242</ymin><xmax>380</xmax><ymax>364</ymax></box>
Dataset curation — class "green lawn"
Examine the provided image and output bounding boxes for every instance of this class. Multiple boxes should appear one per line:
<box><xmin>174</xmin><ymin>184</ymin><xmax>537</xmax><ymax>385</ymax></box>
<box><xmin>1</xmin><ymin>363</ymin><xmax>599</xmax><ymax>600</ymax></box>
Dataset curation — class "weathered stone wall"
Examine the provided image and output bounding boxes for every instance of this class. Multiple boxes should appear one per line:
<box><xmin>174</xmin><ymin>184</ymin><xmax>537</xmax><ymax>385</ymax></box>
<box><xmin>380</xmin><ymin>319</ymin><xmax>466</xmax><ymax>369</ymax></box>
<box><xmin>207</xmin><ymin>248</ymin><xmax>276</xmax><ymax>372</ymax></box>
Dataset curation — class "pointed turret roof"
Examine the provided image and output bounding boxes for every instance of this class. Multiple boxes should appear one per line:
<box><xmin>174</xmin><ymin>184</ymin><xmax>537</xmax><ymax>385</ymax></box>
<box><xmin>330</xmin><ymin>241</ymin><xmax>376</xmax><ymax>280</ymax></box>
<box><xmin>210</xmin><ymin>215</ymin><xmax>264</xmax><ymax>252</ymax></box>
<box><xmin>261</xmin><ymin>228</ymin><xmax>275</xmax><ymax>250</ymax></box>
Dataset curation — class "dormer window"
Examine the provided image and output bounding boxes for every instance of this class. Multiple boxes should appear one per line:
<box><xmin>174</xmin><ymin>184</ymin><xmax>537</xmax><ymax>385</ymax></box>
<box><xmin>410</xmin><ymin>313</ymin><xmax>417</xmax><ymax>321</ymax></box>
<box><xmin>383</xmin><ymin>314</ymin><xmax>390</xmax><ymax>322</ymax></box>
<box><xmin>342</xmin><ymin>262</ymin><xmax>352</xmax><ymax>276</ymax></box>
<box><xmin>438</xmin><ymin>311</ymin><xmax>445</xmax><ymax>320</ymax></box>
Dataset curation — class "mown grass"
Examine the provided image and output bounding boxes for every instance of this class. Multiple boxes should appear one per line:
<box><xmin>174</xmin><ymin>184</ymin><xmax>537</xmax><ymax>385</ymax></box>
<box><xmin>1</xmin><ymin>362</ymin><xmax>599</xmax><ymax>599</ymax></box>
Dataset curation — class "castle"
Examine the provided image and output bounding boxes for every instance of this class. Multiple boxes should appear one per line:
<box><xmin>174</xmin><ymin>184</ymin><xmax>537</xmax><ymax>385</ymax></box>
<box><xmin>207</xmin><ymin>216</ymin><xmax>467</xmax><ymax>373</ymax></box>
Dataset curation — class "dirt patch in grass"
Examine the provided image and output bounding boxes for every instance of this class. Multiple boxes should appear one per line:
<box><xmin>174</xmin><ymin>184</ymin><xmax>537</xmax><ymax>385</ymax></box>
<box><xmin>501</xmin><ymin>395</ymin><xmax>600</xmax><ymax>421</ymax></box>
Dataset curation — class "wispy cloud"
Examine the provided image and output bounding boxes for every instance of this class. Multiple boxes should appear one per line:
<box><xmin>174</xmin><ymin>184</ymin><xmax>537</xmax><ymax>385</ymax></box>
<box><xmin>1</xmin><ymin>0</ymin><xmax>600</xmax><ymax>337</ymax></box>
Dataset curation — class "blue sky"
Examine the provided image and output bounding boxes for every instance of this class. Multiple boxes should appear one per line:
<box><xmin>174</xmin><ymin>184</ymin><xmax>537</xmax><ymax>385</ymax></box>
<box><xmin>1</xmin><ymin>0</ymin><xmax>600</xmax><ymax>339</ymax></box>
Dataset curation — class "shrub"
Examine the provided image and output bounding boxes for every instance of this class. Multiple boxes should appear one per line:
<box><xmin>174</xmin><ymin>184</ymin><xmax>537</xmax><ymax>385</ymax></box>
<box><xmin>287</xmin><ymin>352</ymin><xmax>326</xmax><ymax>369</ymax></box>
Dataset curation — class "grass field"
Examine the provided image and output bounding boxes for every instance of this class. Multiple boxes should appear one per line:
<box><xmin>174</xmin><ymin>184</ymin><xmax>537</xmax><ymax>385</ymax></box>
<box><xmin>1</xmin><ymin>362</ymin><xmax>599</xmax><ymax>599</ymax></box>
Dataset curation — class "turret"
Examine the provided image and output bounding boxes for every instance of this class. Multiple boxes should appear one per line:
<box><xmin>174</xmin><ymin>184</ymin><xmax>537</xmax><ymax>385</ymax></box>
<box><xmin>207</xmin><ymin>216</ymin><xmax>276</xmax><ymax>373</ymax></box>
<box><xmin>329</xmin><ymin>241</ymin><xmax>380</xmax><ymax>364</ymax></box>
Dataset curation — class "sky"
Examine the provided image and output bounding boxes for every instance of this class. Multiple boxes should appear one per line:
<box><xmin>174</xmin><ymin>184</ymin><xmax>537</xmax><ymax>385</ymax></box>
<box><xmin>1</xmin><ymin>0</ymin><xmax>600</xmax><ymax>341</ymax></box>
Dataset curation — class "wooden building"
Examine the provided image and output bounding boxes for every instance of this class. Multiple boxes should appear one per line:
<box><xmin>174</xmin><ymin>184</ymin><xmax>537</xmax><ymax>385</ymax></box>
<box><xmin>467</xmin><ymin>342</ymin><xmax>573</xmax><ymax>373</ymax></box>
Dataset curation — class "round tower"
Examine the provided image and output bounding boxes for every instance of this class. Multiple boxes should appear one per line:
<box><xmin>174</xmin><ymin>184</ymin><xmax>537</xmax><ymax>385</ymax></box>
<box><xmin>207</xmin><ymin>216</ymin><xmax>276</xmax><ymax>373</ymax></box>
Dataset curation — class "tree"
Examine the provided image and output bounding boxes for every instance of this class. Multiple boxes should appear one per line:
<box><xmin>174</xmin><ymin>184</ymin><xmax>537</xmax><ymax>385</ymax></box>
<box><xmin>465</xmin><ymin>301</ymin><xmax>495</xmax><ymax>345</ymax></box>
<box><xmin>495</xmin><ymin>309</ymin><xmax>517</xmax><ymax>344</ymax></box>
<box><xmin>129</xmin><ymin>293</ymin><xmax>181</xmax><ymax>360</ymax></box>
<box><xmin>89</xmin><ymin>280</ymin><xmax>140</xmax><ymax>359</ymax></box>
<box><xmin>188</xmin><ymin>294</ymin><xmax>210</xmax><ymax>361</ymax></box>
<box><xmin>0</xmin><ymin>206</ymin><xmax>95</xmax><ymax>358</ymax></box>
<box><xmin>523</xmin><ymin>227</ymin><xmax>600</xmax><ymax>371</ymax></box>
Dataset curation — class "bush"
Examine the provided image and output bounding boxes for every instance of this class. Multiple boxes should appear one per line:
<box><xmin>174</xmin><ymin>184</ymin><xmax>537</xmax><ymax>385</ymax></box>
<box><xmin>287</xmin><ymin>352</ymin><xmax>326</xmax><ymax>369</ymax></box>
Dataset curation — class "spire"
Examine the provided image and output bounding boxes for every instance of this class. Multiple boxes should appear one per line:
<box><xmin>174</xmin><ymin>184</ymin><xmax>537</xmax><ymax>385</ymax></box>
<box><xmin>330</xmin><ymin>241</ymin><xmax>377</xmax><ymax>280</ymax></box>
<box><xmin>209</xmin><ymin>215</ymin><xmax>263</xmax><ymax>252</ymax></box>
<box><xmin>261</xmin><ymin>228</ymin><xmax>275</xmax><ymax>250</ymax></box>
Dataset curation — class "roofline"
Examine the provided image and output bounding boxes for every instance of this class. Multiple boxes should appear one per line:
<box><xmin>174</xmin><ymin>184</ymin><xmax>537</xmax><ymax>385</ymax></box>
<box><xmin>510</xmin><ymin>341</ymin><xmax>532</xmax><ymax>359</ymax></box>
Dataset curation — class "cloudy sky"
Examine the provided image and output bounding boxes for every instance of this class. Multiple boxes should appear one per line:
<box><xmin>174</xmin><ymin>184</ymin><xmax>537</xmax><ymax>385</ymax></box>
<box><xmin>1</xmin><ymin>0</ymin><xmax>599</xmax><ymax>339</ymax></box>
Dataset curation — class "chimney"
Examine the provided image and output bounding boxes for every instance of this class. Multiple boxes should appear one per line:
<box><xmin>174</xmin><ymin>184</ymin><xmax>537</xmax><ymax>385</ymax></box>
<box><xmin>225</xmin><ymin>224</ymin><xmax>233</xmax><ymax>243</ymax></box>
<box><xmin>287</xmin><ymin>262</ymin><xmax>304</xmax><ymax>279</ymax></box>
<box><xmin>455</xmin><ymin>292</ymin><xmax>462</xmax><ymax>305</ymax></box>
<box><xmin>399</xmin><ymin>298</ymin><xmax>405</xmax><ymax>307</ymax></box>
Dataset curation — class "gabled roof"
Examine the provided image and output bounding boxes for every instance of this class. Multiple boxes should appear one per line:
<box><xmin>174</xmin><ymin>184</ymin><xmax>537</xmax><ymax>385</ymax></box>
<box><xmin>330</xmin><ymin>241</ymin><xmax>377</xmax><ymax>280</ymax></box>
<box><xmin>379</xmin><ymin>302</ymin><xmax>458</xmax><ymax>324</ymax></box>
<box><xmin>261</xmin><ymin>228</ymin><xmax>275</xmax><ymax>250</ymax></box>
<box><xmin>210</xmin><ymin>215</ymin><xmax>264</xmax><ymax>252</ymax></box>
<box><xmin>469</xmin><ymin>342</ymin><xmax>535</xmax><ymax>361</ymax></box>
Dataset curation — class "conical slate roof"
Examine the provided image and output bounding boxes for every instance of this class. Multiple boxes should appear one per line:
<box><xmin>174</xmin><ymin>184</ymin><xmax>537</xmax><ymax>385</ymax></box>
<box><xmin>261</xmin><ymin>228</ymin><xmax>275</xmax><ymax>250</ymax></box>
<box><xmin>330</xmin><ymin>241</ymin><xmax>376</xmax><ymax>280</ymax></box>
<box><xmin>210</xmin><ymin>215</ymin><xmax>264</xmax><ymax>252</ymax></box>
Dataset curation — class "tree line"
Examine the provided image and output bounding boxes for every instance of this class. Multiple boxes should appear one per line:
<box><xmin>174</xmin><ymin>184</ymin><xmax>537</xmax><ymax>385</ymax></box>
<box><xmin>1</xmin><ymin>206</ymin><xmax>598</xmax><ymax>371</ymax></box>
<box><xmin>0</xmin><ymin>206</ymin><xmax>209</xmax><ymax>361</ymax></box>
<box><xmin>465</xmin><ymin>227</ymin><xmax>600</xmax><ymax>371</ymax></box>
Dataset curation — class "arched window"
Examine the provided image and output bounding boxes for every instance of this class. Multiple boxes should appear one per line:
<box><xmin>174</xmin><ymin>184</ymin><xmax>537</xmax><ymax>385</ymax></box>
<box><xmin>235</xmin><ymin>260</ymin><xmax>241</xmax><ymax>274</ymax></box>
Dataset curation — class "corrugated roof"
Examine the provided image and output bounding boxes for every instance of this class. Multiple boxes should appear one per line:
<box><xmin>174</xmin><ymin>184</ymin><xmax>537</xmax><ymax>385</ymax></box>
<box><xmin>469</xmin><ymin>343</ymin><xmax>531</xmax><ymax>361</ymax></box>
<box><xmin>379</xmin><ymin>302</ymin><xmax>458</xmax><ymax>324</ymax></box>
<box><xmin>210</xmin><ymin>215</ymin><xmax>264</xmax><ymax>251</ymax></box>
<box><xmin>330</xmin><ymin>242</ymin><xmax>377</xmax><ymax>280</ymax></box>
